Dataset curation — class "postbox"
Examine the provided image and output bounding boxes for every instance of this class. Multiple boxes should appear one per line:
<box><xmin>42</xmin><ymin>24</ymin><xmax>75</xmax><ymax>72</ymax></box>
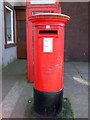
<box><xmin>29</xmin><ymin>13</ymin><xmax>70</xmax><ymax>116</ymax></box>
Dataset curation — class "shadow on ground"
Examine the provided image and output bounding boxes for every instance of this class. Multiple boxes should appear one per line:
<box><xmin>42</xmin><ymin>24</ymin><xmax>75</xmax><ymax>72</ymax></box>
<box><xmin>24</xmin><ymin>98</ymin><xmax>74</xmax><ymax>119</ymax></box>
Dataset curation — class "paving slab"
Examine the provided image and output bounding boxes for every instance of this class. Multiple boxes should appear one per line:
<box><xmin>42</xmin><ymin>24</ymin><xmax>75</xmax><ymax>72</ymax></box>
<box><xmin>64</xmin><ymin>74</ymin><xmax>88</xmax><ymax>118</ymax></box>
<box><xmin>2</xmin><ymin>60</ymin><xmax>27</xmax><ymax>100</ymax></box>
<box><xmin>10</xmin><ymin>83</ymin><xmax>34</xmax><ymax>118</ymax></box>
<box><xmin>64</xmin><ymin>62</ymin><xmax>78</xmax><ymax>75</ymax></box>
<box><xmin>72</xmin><ymin>62</ymin><xmax>88</xmax><ymax>74</ymax></box>
<box><xmin>80</xmin><ymin>73</ymin><xmax>88</xmax><ymax>81</ymax></box>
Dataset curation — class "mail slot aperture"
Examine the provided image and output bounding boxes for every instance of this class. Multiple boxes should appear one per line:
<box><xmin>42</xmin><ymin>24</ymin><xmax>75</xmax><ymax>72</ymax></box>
<box><xmin>39</xmin><ymin>30</ymin><xmax>58</xmax><ymax>34</ymax></box>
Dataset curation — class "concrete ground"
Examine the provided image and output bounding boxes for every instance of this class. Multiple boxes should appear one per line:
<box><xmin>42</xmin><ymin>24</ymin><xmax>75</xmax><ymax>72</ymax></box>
<box><xmin>1</xmin><ymin>60</ymin><xmax>89</xmax><ymax>118</ymax></box>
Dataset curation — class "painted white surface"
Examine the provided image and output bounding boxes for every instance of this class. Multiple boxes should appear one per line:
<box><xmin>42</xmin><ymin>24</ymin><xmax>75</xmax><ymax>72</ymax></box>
<box><xmin>30</xmin><ymin>0</ymin><xmax>55</xmax><ymax>4</ymax></box>
<box><xmin>0</xmin><ymin>1</ymin><xmax>3</xmax><ymax>67</ymax></box>
<box><xmin>1</xmin><ymin>1</ymin><xmax>17</xmax><ymax>67</ymax></box>
<box><xmin>43</xmin><ymin>38</ymin><xmax>53</xmax><ymax>52</ymax></box>
<box><xmin>14</xmin><ymin>2</ymin><xmax>26</xmax><ymax>6</ymax></box>
<box><xmin>0</xmin><ymin>2</ymin><xmax>3</xmax><ymax>119</ymax></box>
<box><xmin>5</xmin><ymin>0</ymin><xmax>14</xmax><ymax>6</ymax></box>
<box><xmin>2</xmin><ymin>47</ymin><xmax>17</xmax><ymax>66</ymax></box>
<box><xmin>0</xmin><ymin>1</ymin><xmax>3</xmax><ymax>11</ymax></box>
<box><xmin>14</xmin><ymin>0</ymin><xmax>26</xmax><ymax>6</ymax></box>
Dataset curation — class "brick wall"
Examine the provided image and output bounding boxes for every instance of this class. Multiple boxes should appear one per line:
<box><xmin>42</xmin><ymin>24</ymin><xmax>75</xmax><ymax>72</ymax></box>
<box><xmin>61</xmin><ymin>2</ymin><xmax>88</xmax><ymax>61</ymax></box>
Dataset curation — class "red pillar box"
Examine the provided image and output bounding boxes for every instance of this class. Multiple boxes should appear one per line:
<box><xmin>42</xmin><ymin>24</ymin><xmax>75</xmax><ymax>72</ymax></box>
<box><xmin>26</xmin><ymin>0</ymin><xmax>61</xmax><ymax>82</ymax></box>
<box><xmin>29</xmin><ymin>13</ymin><xmax>70</xmax><ymax>116</ymax></box>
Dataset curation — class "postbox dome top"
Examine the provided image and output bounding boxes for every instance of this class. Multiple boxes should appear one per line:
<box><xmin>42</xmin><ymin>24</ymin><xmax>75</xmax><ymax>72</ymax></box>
<box><xmin>28</xmin><ymin>13</ymin><xmax>70</xmax><ymax>23</ymax></box>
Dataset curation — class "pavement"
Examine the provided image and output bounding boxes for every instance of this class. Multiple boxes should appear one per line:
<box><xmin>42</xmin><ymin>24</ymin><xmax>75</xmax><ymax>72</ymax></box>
<box><xmin>1</xmin><ymin>60</ymin><xmax>89</xmax><ymax>119</ymax></box>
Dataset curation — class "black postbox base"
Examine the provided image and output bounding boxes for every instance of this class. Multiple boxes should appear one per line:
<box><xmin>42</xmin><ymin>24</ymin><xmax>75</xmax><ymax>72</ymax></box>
<box><xmin>34</xmin><ymin>88</ymin><xmax>63</xmax><ymax>117</ymax></box>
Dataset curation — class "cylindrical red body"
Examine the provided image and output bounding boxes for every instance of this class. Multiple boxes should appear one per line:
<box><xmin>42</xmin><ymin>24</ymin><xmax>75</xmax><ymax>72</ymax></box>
<box><xmin>29</xmin><ymin>13</ymin><xmax>70</xmax><ymax>116</ymax></box>
<box><xmin>29</xmin><ymin>13</ymin><xmax>70</xmax><ymax>92</ymax></box>
<box><xmin>34</xmin><ymin>24</ymin><xmax>64</xmax><ymax>92</ymax></box>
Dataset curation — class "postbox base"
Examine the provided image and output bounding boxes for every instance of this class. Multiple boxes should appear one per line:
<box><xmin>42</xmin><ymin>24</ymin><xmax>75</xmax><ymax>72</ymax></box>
<box><xmin>34</xmin><ymin>88</ymin><xmax>63</xmax><ymax>116</ymax></box>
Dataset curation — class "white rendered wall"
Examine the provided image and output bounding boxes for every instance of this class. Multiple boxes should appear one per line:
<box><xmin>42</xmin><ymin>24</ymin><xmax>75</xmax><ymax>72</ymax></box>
<box><xmin>1</xmin><ymin>1</ymin><xmax>17</xmax><ymax>67</ymax></box>
<box><xmin>0</xmin><ymin>1</ymin><xmax>3</xmax><ymax>67</ymax></box>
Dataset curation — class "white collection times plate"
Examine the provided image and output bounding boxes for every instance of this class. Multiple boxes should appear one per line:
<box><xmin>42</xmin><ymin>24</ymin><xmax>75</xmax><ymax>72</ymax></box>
<box><xmin>30</xmin><ymin>0</ymin><xmax>55</xmax><ymax>4</ymax></box>
<box><xmin>43</xmin><ymin>38</ymin><xmax>53</xmax><ymax>53</ymax></box>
